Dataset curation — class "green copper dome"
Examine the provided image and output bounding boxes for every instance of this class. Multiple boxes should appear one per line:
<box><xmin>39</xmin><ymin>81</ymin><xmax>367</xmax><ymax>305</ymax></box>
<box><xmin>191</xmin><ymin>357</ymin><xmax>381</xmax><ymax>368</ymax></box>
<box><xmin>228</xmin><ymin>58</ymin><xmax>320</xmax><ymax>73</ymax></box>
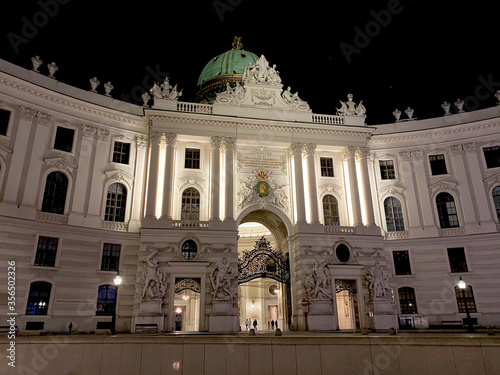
<box><xmin>195</xmin><ymin>37</ymin><xmax>259</xmax><ymax>103</ymax></box>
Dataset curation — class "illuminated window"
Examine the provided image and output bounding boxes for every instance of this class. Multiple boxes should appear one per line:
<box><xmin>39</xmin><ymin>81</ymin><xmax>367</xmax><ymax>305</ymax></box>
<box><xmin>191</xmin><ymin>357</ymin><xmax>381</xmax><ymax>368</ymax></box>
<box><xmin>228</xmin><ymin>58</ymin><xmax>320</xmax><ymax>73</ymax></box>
<box><xmin>96</xmin><ymin>285</ymin><xmax>117</xmax><ymax>316</ymax></box>
<box><xmin>181</xmin><ymin>188</ymin><xmax>200</xmax><ymax>221</ymax></box>
<box><xmin>185</xmin><ymin>148</ymin><xmax>200</xmax><ymax>169</ymax></box>
<box><xmin>26</xmin><ymin>282</ymin><xmax>52</xmax><ymax>315</ymax></box>
<box><xmin>379</xmin><ymin>160</ymin><xmax>396</xmax><ymax>180</ymax></box>
<box><xmin>384</xmin><ymin>197</ymin><xmax>405</xmax><ymax>232</ymax></box>
<box><xmin>398</xmin><ymin>287</ymin><xmax>417</xmax><ymax>314</ymax></box>
<box><xmin>455</xmin><ymin>286</ymin><xmax>477</xmax><ymax>313</ymax></box>
<box><xmin>34</xmin><ymin>236</ymin><xmax>58</xmax><ymax>267</ymax></box>
<box><xmin>323</xmin><ymin>195</ymin><xmax>339</xmax><ymax>225</ymax></box>
<box><xmin>320</xmin><ymin>157</ymin><xmax>334</xmax><ymax>177</ymax></box>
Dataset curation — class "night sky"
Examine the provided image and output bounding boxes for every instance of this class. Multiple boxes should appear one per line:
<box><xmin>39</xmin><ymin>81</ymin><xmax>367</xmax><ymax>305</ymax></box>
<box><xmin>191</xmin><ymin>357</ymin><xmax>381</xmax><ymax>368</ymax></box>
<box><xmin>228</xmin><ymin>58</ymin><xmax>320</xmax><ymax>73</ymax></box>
<box><xmin>1</xmin><ymin>0</ymin><xmax>498</xmax><ymax>125</ymax></box>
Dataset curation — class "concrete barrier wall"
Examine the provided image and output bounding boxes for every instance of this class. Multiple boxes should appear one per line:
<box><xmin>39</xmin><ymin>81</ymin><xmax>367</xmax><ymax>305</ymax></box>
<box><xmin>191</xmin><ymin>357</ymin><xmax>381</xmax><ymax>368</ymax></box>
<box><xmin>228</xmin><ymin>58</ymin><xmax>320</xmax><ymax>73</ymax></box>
<box><xmin>2</xmin><ymin>335</ymin><xmax>500</xmax><ymax>375</ymax></box>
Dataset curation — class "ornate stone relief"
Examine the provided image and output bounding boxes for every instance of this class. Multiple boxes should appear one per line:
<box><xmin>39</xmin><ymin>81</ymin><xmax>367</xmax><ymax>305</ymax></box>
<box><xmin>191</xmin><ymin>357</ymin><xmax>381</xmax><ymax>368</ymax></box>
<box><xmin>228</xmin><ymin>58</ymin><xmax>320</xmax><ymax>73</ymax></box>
<box><xmin>33</xmin><ymin>111</ymin><xmax>53</xmax><ymax>126</ymax></box>
<box><xmin>140</xmin><ymin>248</ymin><xmax>168</xmax><ymax>300</ymax></box>
<box><xmin>428</xmin><ymin>180</ymin><xmax>459</xmax><ymax>196</ymax></box>
<box><xmin>210</xmin><ymin>257</ymin><xmax>236</xmax><ymax>301</ymax></box>
<box><xmin>363</xmin><ymin>261</ymin><xmax>391</xmax><ymax>300</ymax></box>
<box><xmin>301</xmin><ymin>246</ymin><xmax>332</xmax><ymax>256</ymax></box>
<box><xmin>135</xmin><ymin>136</ymin><xmax>149</xmax><ymax>150</ymax></box>
<box><xmin>19</xmin><ymin>106</ymin><xmax>37</xmax><ymax>121</ymax></box>
<box><xmin>104</xmin><ymin>170</ymin><xmax>134</xmax><ymax>190</ymax></box>
<box><xmin>237</xmin><ymin>170</ymin><xmax>288</xmax><ymax>211</ymax></box>
<box><xmin>35</xmin><ymin>212</ymin><xmax>68</xmax><ymax>224</ymax></box>
<box><xmin>203</xmin><ymin>243</ymin><xmax>233</xmax><ymax>253</ymax></box>
<box><xmin>304</xmin><ymin>260</ymin><xmax>332</xmax><ymax>301</ymax></box>
<box><xmin>99</xmin><ymin>220</ymin><xmax>128</xmax><ymax>232</ymax></box>
<box><xmin>336</xmin><ymin>93</ymin><xmax>366</xmax><ymax>117</ymax></box>
<box><xmin>42</xmin><ymin>158</ymin><xmax>77</xmax><ymax>177</ymax></box>
<box><xmin>82</xmin><ymin>124</ymin><xmax>97</xmax><ymax>138</ymax></box>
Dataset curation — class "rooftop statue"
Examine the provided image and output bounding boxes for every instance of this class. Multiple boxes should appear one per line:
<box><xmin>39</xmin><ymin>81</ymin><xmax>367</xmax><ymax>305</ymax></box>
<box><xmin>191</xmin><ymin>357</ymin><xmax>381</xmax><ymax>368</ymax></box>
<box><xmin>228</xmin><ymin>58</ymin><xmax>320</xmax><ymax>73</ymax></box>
<box><xmin>441</xmin><ymin>101</ymin><xmax>451</xmax><ymax>115</ymax></box>
<box><xmin>89</xmin><ymin>77</ymin><xmax>100</xmax><ymax>93</ymax></box>
<box><xmin>47</xmin><ymin>62</ymin><xmax>58</xmax><ymax>78</ymax></box>
<box><xmin>104</xmin><ymin>82</ymin><xmax>114</xmax><ymax>97</ymax></box>
<box><xmin>337</xmin><ymin>93</ymin><xmax>366</xmax><ymax>116</ymax></box>
<box><xmin>392</xmin><ymin>108</ymin><xmax>401</xmax><ymax>122</ymax></box>
<box><xmin>232</xmin><ymin>36</ymin><xmax>243</xmax><ymax>50</ymax></box>
<box><xmin>405</xmin><ymin>106</ymin><xmax>414</xmax><ymax>119</ymax></box>
<box><xmin>243</xmin><ymin>55</ymin><xmax>282</xmax><ymax>85</ymax></box>
<box><xmin>31</xmin><ymin>56</ymin><xmax>43</xmax><ymax>72</ymax></box>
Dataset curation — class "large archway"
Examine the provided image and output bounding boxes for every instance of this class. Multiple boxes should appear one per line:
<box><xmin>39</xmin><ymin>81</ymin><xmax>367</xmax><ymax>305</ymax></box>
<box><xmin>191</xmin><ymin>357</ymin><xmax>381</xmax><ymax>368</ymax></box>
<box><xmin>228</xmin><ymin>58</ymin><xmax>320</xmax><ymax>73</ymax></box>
<box><xmin>237</xmin><ymin>210</ymin><xmax>292</xmax><ymax>331</ymax></box>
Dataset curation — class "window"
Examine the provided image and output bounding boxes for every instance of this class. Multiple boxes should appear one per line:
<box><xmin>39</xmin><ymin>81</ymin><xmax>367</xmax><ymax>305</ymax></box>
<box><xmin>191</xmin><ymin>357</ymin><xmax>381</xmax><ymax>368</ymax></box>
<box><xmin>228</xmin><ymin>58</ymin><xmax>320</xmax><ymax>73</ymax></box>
<box><xmin>53</xmin><ymin>126</ymin><xmax>75</xmax><ymax>153</ymax></box>
<box><xmin>379</xmin><ymin>160</ymin><xmax>396</xmax><ymax>180</ymax></box>
<box><xmin>185</xmin><ymin>148</ymin><xmax>200</xmax><ymax>169</ymax></box>
<box><xmin>34</xmin><ymin>236</ymin><xmax>58</xmax><ymax>267</ymax></box>
<box><xmin>436</xmin><ymin>192</ymin><xmax>459</xmax><ymax>228</ymax></box>
<box><xmin>41</xmin><ymin>171</ymin><xmax>68</xmax><ymax>215</ymax></box>
<box><xmin>96</xmin><ymin>285</ymin><xmax>117</xmax><ymax>316</ymax></box>
<box><xmin>455</xmin><ymin>286</ymin><xmax>477</xmax><ymax>313</ymax></box>
<box><xmin>429</xmin><ymin>154</ymin><xmax>448</xmax><ymax>175</ymax></box>
<box><xmin>398</xmin><ymin>287</ymin><xmax>418</xmax><ymax>314</ymax></box>
<box><xmin>323</xmin><ymin>195</ymin><xmax>339</xmax><ymax>226</ymax></box>
<box><xmin>0</xmin><ymin>108</ymin><xmax>11</xmax><ymax>136</ymax></box>
<box><xmin>483</xmin><ymin>146</ymin><xmax>500</xmax><ymax>169</ymax></box>
<box><xmin>181</xmin><ymin>240</ymin><xmax>198</xmax><ymax>260</ymax></box>
<box><xmin>105</xmin><ymin>183</ymin><xmax>127</xmax><ymax>222</ymax></box>
<box><xmin>101</xmin><ymin>243</ymin><xmax>121</xmax><ymax>271</ymax></box>
<box><xmin>493</xmin><ymin>186</ymin><xmax>500</xmax><ymax>221</ymax></box>
<box><xmin>335</xmin><ymin>244</ymin><xmax>350</xmax><ymax>263</ymax></box>
<box><xmin>384</xmin><ymin>197</ymin><xmax>405</xmax><ymax>232</ymax></box>
<box><xmin>26</xmin><ymin>281</ymin><xmax>52</xmax><ymax>315</ymax></box>
<box><xmin>447</xmin><ymin>247</ymin><xmax>468</xmax><ymax>273</ymax></box>
<box><xmin>320</xmin><ymin>157</ymin><xmax>334</xmax><ymax>177</ymax></box>
<box><xmin>112</xmin><ymin>142</ymin><xmax>130</xmax><ymax>164</ymax></box>
<box><xmin>393</xmin><ymin>250</ymin><xmax>411</xmax><ymax>275</ymax></box>
<box><xmin>181</xmin><ymin>188</ymin><xmax>200</xmax><ymax>221</ymax></box>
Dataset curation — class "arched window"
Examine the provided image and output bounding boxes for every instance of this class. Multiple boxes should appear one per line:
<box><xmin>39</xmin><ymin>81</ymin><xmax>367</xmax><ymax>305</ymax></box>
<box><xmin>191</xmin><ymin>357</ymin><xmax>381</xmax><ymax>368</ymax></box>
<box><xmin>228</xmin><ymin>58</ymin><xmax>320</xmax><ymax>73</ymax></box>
<box><xmin>398</xmin><ymin>287</ymin><xmax>417</xmax><ymax>314</ymax></box>
<box><xmin>96</xmin><ymin>285</ymin><xmax>117</xmax><ymax>316</ymax></box>
<box><xmin>323</xmin><ymin>195</ymin><xmax>339</xmax><ymax>226</ymax></box>
<box><xmin>493</xmin><ymin>186</ymin><xmax>500</xmax><ymax>221</ymax></box>
<box><xmin>436</xmin><ymin>192</ymin><xmax>459</xmax><ymax>228</ymax></box>
<box><xmin>105</xmin><ymin>183</ymin><xmax>127</xmax><ymax>222</ymax></box>
<box><xmin>41</xmin><ymin>171</ymin><xmax>68</xmax><ymax>214</ymax></box>
<box><xmin>181</xmin><ymin>240</ymin><xmax>198</xmax><ymax>260</ymax></box>
<box><xmin>181</xmin><ymin>188</ymin><xmax>200</xmax><ymax>221</ymax></box>
<box><xmin>26</xmin><ymin>281</ymin><xmax>52</xmax><ymax>315</ymax></box>
<box><xmin>384</xmin><ymin>197</ymin><xmax>405</xmax><ymax>232</ymax></box>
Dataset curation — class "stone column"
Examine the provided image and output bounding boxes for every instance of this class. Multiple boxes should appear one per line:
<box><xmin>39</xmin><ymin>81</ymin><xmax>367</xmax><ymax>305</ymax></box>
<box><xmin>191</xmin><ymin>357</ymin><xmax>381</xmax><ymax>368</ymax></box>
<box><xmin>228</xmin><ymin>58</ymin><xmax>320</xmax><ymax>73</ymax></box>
<box><xmin>68</xmin><ymin>125</ymin><xmax>96</xmax><ymax>225</ymax></box>
<box><xmin>398</xmin><ymin>151</ymin><xmax>422</xmax><ymax>229</ymax></box>
<box><xmin>356</xmin><ymin>147</ymin><xmax>376</xmax><ymax>226</ymax></box>
<box><xmin>3</xmin><ymin>106</ymin><xmax>36</xmax><ymax>204</ymax></box>
<box><xmin>342</xmin><ymin>146</ymin><xmax>362</xmax><ymax>226</ymax></box>
<box><xmin>290</xmin><ymin>142</ymin><xmax>306</xmax><ymax>224</ymax></box>
<box><xmin>144</xmin><ymin>132</ymin><xmax>162</xmax><ymax>218</ymax></box>
<box><xmin>21</xmin><ymin>112</ymin><xmax>53</xmax><ymax>208</ymax></box>
<box><xmin>86</xmin><ymin>128</ymin><xmax>110</xmax><ymax>222</ymax></box>
<box><xmin>304</xmin><ymin>143</ymin><xmax>320</xmax><ymax>224</ymax></box>
<box><xmin>464</xmin><ymin>142</ymin><xmax>496</xmax><ymax>230</ymax></box>
<box><xmin>449</xmin><ymin>145</ymin><xmax>477</xmax><ymax>228</ymax></box>
<box><xmin>161</xmin><ymin>133</ymin><xmax>177</xmax><ymax>219</ymax></box>
<box><xmin>222</xmin><ymin>137</ymin><xmax>235</xmax><ymax>221</ymax></box>
<box><xmin>210</xmin><ymin>136</ymin><xmax>222</xmax><ymax>221</ymax></box>
<box><xmin>130</xmin><ymin>136</ymin><xmax>148</xmax><ymax>227</ymax></box>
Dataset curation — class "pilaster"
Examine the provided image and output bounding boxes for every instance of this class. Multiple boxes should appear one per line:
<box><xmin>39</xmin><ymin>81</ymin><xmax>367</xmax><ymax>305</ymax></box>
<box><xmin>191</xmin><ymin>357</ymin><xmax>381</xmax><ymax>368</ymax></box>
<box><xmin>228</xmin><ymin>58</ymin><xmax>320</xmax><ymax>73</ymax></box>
<box><xmin>290</xmin><ymin>142</ymin><xmax>306</xmax><ymax>224</ymax></box>
<box><xmin>209</xmin><ymin>136</ymin><xmax>221</xmax><ymax>221</ymax></box>
<box><xmin>304</xmin><ymin>143</ymin><xmax>320</xmax><ymax>224</ymax></box>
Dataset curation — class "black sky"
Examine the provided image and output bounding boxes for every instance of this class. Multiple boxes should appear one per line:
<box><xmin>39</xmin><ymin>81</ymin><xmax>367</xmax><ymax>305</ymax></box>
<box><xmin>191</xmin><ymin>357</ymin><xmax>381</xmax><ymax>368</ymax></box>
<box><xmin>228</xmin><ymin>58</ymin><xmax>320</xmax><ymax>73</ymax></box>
<box><xmin>1</xmin><ymin>0</ymin><xmax>498</xmax><ymax>124</ymax></box>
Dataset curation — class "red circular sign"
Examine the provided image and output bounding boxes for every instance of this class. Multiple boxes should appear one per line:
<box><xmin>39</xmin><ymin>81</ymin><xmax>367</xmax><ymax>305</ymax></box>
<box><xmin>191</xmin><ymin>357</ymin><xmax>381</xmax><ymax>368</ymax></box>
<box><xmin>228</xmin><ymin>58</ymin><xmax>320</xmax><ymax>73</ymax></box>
<box><xmin>301</xmin><ymin>299</ymin><xmax>308</xmax><ymax>307</ymax></box>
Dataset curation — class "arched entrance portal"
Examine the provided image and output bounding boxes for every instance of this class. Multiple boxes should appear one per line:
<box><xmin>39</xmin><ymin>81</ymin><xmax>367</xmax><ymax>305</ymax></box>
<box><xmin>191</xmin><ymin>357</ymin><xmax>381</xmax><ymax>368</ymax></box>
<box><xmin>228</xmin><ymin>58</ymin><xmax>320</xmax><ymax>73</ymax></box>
<box><xmin>237</xmin><ymin>210</ymin><xmax>291</xmax><ymax>331</ymax></box>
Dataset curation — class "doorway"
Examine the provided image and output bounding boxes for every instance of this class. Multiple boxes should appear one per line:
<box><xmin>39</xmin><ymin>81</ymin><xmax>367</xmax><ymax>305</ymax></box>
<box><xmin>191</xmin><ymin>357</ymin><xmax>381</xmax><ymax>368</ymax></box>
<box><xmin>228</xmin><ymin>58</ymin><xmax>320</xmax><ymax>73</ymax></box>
<box><xmin>173</xmin><ymin>280</ymin><xmax>201</xmax><ymax>331</ymax></box>
<box><xmin>335</xmin><ymin>279</ymin><xmax>360</xmax><ymax>330</ymax></box>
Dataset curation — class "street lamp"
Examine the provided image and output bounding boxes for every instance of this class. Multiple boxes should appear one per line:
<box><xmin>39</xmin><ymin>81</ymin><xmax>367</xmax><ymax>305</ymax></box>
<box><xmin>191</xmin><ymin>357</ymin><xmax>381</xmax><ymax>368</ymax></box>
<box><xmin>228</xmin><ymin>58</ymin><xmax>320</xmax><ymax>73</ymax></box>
<box><xmin>457</xmin><ymin>277</ymin><xmax>475</xmax><ymax>333</ymax></box>
<box><xmin>111</xmin><ymin>273</ymin><xmax>122</xmax><ymax>336</ymax></box>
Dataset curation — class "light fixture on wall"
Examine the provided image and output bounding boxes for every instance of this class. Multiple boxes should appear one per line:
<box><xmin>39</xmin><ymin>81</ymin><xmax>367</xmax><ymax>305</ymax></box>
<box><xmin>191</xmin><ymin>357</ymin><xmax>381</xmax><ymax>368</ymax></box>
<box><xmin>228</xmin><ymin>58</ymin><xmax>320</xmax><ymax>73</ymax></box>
<box><xmin>182</xmin><ymin>292</ymin><xmax>189</xmax><ymax>301</ymax></box>
<box><xmin>175</xmin><ymin>307</ymin><xmax>182</xmax><ymax>314</ymax></box>
<box><xmin>251</xmin><ymin>300</ymin><xmax>255</xmax><ymax>309</ymax></box>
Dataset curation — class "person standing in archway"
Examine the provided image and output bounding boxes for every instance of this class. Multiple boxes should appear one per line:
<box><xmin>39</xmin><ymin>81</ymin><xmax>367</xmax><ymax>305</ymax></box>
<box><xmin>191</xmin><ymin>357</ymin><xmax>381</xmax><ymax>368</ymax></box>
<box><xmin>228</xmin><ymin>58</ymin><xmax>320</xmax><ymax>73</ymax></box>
<box><xmin>253</xmin><ymin>319</ymin><xmax>258</xmax><ymax>331</ymax></box>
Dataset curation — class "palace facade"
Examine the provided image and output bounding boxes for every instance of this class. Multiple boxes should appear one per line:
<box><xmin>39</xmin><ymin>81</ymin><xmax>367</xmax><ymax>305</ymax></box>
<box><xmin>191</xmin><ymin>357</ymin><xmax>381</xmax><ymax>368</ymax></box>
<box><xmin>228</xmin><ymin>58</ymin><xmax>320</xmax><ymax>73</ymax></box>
<box><xmin>1</xmin><ymin>42</ymin><xmax>500</xmax><ymax>333</ymax></box>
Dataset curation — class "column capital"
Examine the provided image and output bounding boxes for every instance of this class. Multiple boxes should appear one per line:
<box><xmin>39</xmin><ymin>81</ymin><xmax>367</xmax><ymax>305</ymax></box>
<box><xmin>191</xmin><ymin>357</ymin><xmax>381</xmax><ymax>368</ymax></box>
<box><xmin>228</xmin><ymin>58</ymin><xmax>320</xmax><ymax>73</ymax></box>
<box><xmin>289</xmin><ymin>142</ymin><xmax>303</xmax><ymax>156</ymax></box>
<box><xmin>341</xmin><ymin>146</ymin><xmax>356</xmax><ymax>160</ymax></box>
<box><xmin>463</xmin><ymin>142</ymin><xmax>477</xmax><ymax>154</ymax></box>
<box><xmin>221</xmin><ymin>137</ymin><xmax>235</xmax><ymax>150</ymax></box>
<box><xmin>96</xmin><ymin>128</ymin><xmax>110</xmax><ymax>142</ymax></box>
<box><xmin>33</xmin><ymin>111</ymin><xmax>53</xmax><ymax>126</ymax></box>
<box><xmin>210</xmin><ymin>136</ymin><xmax>222</xmax><ymax>149</ymax></box>
<box><xmin>19</xmin><ymin>106</ymin><xmax>37</xmax><ymax>121</ymax></box>
<box><xmin>411</xmin><ymin>150</ymin><xmax>424</xmax><ymax>161</ymax></box>
<box><xmin>150</xmin><ymin>131</ymin><xmax>162</xmax><ymax>145</ymax></box>
<box><xmin>449</xmin><ymin>144</ymin><xmax>464</xmax><ymax>156</ymax></box>
<box><xmin>136</xmin><ymin>136</ymin><xmax>149</xmax><ymax>150</ymax></box>
<box><xmin>164</xmin><ymin>132</ymin><xmax>177</xmax><ymax>146</ymax></box>
<box><xmin>82</xmin><ymin>124</ymin><xmax>97</xmax><ymax>138</ymax></box>
<box><xmin>398</xmin><ymin>151</ymin><xmax>411</xmax><ymax>162</ymax></box>
<box><xmin>303</xmin><ymin>143</ymin><xmax>316</xmax><ymax>156</ymax></box>
<box><xmin>355</xmin><ymin>147</ymin><xmax>369</xmax><ymax>161</ymax></box>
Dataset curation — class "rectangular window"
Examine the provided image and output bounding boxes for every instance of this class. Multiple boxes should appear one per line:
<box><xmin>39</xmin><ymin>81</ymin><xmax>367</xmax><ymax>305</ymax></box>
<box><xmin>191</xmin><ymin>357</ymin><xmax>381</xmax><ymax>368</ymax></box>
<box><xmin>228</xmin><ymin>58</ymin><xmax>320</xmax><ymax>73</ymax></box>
<box><xmin>320</xmin><ymin>157</ymin><xmax>334</xmax><ymax>177</ymax></box>
<box><xmin>447</xmin><ymin>247</ymin><xmax>468</xmax><ymax>273</ymax></box>
<box><xmin>379</xmin><ymin>160</ymin><xmax>396</xmax><ymax>180</ymax></box>
<box><xmin>101</xmin><ymin>243</ymin><xmax>121</xmax><ymax>271</ymax></box>
<box><xmin>455</xmin><ymin>286</ymin><xmax>477</xmax><ymax>313</ymax></box>
<box><xmin>112</xmin><ymin>142</ymin><xmax>130</xmax><ymax>164</ymax></box>
<box><xmin>429</xmin><ymin>154</ymin><xmax>448</xmax><ymax>175</ymax></box>
<box><xmin>393</xmin><ymin>250</ymin><xmax>412</xmax><ymax>275</ymax></box>
<box><xmin>0</xmin><ymin>108</ymin><xmax>11</xmax><ymax>136</ymax></box>
<box><xmin>185</xmin><ymin>148</ymin><xmax>200</xmax><ymax>169</ymax></box>
<box><xmin>34</xmin><ymin>236</ymin><xmax>58</xmax><ymax>267</ymax></box>
<box><xmin>483</xmin><ymin>146</ymin><xmax>500</xmax><ymax>169</ymax></box>
<box><xmin>53</xmin><ymin>126</ymin><xmax>75</xmax><ymax>152</ymax></box>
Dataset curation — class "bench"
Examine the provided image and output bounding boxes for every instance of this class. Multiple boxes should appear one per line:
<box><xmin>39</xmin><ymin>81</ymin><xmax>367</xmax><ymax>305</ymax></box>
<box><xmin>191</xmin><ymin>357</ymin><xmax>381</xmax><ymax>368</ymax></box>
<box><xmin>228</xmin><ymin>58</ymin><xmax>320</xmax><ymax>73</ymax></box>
<box><xmin>135</xmin><ymin>324</ymin><xmax>158</xmax><ymax>334</ymax></box>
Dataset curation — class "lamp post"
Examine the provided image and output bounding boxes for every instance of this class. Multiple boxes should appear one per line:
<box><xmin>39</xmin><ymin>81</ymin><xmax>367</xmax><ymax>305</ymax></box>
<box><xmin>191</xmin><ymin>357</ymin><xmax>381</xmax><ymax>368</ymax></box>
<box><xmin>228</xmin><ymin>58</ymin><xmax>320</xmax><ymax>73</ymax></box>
<box><xmin>111</xmin><ymin>273</ymin><xmax>122</xmax><ymax>336</ymax></box>
<box><xmin>458</xmin><ymin>277</ymin><xmax>475</xmax><ymax>333</ymax></box>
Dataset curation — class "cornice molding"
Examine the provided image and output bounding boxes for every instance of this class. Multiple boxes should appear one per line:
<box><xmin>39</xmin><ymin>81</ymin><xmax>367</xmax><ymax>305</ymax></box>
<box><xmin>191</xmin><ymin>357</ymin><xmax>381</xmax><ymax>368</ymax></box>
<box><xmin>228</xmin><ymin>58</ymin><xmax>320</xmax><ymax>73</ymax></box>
<box><xmin>0</xmin><ymin>77</ymin><xmax>146</xmax><ymax>128</ymax></box>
